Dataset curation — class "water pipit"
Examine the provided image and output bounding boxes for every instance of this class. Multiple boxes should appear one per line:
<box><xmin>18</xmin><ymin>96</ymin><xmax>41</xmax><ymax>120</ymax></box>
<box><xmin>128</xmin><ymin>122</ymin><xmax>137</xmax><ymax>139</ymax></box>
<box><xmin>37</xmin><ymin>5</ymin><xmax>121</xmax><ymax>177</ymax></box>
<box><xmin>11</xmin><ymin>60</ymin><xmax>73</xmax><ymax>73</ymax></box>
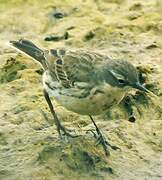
<box><xmin>10</xmin><ymin>39</ymin><xmax>148</xmax><ymax>155</ymax></box>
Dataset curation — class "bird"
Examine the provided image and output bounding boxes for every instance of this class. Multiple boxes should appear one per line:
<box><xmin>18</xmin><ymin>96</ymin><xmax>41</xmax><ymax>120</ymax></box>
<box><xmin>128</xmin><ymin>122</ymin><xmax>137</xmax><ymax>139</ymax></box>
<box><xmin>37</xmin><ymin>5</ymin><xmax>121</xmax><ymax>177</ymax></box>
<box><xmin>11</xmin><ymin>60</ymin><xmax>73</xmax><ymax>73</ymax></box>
<box><xmin>9</xmin><ymin>39</ymin><xmax>148</xmax><ymax>155</ymax></box>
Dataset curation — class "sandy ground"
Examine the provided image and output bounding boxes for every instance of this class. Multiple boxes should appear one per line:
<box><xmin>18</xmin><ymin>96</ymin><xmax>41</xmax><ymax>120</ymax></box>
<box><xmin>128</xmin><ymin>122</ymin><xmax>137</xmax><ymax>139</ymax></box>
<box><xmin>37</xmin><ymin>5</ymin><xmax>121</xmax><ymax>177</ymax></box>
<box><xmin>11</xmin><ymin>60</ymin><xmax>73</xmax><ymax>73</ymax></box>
<box><xmin>0</xmin><ymin>0</ymin><xmax>162</xmax><ymax>179</ymax></box>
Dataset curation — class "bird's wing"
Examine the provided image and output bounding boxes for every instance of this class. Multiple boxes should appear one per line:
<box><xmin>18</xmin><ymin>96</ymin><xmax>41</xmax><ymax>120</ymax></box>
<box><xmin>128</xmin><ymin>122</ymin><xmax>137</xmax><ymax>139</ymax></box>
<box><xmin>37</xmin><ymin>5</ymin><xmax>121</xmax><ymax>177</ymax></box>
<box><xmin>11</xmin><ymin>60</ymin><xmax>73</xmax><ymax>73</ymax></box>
<box><xmin>47</xmin><ymin>48</ymin><xmax>110</xmax><ymax>88</ymax></box>
<box><xmin>10</xmin><ymin>39</ymin><xmax>111</xmax><ymax>88</ymax></box>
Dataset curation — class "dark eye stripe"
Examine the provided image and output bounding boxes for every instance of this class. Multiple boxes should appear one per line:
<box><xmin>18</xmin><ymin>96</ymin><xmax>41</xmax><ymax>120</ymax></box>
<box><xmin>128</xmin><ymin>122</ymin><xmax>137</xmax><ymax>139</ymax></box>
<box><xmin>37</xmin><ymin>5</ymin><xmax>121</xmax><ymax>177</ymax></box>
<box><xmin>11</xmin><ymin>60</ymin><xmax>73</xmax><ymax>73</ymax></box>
<box><xmin>118</xmin><ymin>79</ymin><xmax>125</xmax><ymax>84</ymax></box>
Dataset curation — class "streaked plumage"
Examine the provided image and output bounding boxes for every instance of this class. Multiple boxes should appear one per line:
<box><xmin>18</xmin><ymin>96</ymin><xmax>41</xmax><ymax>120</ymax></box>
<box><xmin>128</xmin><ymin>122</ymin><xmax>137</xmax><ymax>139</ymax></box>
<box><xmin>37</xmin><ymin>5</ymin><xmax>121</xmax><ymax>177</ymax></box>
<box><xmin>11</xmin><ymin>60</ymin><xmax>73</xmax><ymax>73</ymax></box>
<box><xmin>10</xmin><ymin>39</ymin><xmax>148</xmax><ymax>155</ymax></box>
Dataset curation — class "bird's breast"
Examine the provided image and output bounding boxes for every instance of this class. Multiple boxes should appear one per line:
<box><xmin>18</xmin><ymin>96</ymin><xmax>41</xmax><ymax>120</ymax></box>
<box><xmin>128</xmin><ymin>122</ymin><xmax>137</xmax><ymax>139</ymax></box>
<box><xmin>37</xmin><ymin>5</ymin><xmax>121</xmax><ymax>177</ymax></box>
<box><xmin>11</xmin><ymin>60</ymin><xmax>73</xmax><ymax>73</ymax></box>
<box><xmin>43</xmin><ymin>72</ymin><xmax>126</xmax><ymax>115</ymax></box>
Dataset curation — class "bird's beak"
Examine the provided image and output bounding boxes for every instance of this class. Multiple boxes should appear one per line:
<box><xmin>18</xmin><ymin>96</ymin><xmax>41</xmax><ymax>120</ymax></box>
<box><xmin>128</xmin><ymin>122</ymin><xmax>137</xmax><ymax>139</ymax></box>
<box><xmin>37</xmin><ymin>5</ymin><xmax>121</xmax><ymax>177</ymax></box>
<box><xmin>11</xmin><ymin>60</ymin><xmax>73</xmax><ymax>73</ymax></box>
<box><xmin>133</xmin><ymin>82</ymin><xmax>148</xmax><ymax>93</ymax></box>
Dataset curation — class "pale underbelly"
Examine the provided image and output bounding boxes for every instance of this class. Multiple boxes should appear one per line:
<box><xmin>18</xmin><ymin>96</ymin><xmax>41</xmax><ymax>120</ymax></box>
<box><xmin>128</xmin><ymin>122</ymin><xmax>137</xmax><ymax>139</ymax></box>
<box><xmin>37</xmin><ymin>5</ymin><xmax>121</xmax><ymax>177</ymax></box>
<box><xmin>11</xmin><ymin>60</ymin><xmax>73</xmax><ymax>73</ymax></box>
<box><xmin>54</xmin><ymin>93</ymin><xmax>124</xmax><ymax>115</ymax></box>
<box><xmin>44</xmin><ymin>84</ymin><xmax>126</xmax><ymax>115</ymax></box>
<box><xmin>43</xmin><ymin>73</ymin><xmax>126</xmax><ymax>115</ymax></box>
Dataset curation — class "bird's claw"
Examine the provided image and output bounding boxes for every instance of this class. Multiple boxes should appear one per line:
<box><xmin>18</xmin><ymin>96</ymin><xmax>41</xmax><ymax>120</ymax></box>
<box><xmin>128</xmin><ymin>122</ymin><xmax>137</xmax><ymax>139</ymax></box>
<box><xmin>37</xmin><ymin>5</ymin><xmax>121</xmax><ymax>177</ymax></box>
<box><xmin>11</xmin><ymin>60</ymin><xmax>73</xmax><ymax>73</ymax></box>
<box><xmin>86</xmin><ymin>129</ymin><xmax>98</xmax><ymax>139</ymax></box>
<box><xmin>105</xmin><ymin>141</ymin><xmax>121</xmax><ymax>151</ymax></box>
<box><xmin>58</xmin><ymin>124</ymin><xmax>79</xmax><ymax>139</ymax></box>
<box><xmin>95</xmin><ymin>133</ymin><xmax>107</xmax><ymax>146</ymax></box>
<box><xmin>89</xmin><ymin>129</ymin><xmax>121</xmax><ymax>155</ymax></box>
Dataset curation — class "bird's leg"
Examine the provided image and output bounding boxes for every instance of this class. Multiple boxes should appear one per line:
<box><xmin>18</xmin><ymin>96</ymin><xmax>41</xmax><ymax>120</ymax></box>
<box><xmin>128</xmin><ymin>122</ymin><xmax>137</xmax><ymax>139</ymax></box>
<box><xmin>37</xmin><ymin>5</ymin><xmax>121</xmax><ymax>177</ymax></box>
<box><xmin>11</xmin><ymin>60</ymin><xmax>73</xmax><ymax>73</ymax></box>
<box><xmin>89</xmin><ymin>115</ymin><xmax>120</xmax><ymax>156</ymax></box>
<box><xmin>43</xmin><ymin>89</ymin><xmax>78</xmax><ymax>138</ymax></box>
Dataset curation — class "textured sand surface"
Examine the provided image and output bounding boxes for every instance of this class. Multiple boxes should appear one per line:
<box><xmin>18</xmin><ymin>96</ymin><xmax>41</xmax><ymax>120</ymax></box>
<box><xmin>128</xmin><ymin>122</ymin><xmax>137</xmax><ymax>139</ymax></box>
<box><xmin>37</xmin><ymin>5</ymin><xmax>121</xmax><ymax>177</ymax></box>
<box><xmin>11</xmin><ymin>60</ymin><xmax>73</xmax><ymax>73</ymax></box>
<box><xmin>0</xmin><ymin>0</ymin><xmax>162</xmax><ymax>179</ymax></box>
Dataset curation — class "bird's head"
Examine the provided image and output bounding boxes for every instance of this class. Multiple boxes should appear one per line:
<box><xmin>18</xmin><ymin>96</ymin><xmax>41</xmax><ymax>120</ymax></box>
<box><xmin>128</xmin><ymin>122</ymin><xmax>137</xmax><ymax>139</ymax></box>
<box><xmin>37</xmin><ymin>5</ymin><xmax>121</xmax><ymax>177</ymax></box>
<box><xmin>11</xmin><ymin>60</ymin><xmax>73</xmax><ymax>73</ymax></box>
<box><xmin>103</xmin><ymin>60</ymin><xmax>148</xmax><ymax>92</ymax></box>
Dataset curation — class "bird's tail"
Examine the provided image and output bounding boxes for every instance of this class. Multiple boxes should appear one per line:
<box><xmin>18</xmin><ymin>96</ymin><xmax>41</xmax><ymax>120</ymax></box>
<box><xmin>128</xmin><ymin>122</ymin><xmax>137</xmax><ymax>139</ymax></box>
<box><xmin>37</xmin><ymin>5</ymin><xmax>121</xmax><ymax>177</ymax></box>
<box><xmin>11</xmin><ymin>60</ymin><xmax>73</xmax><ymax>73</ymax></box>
<box><xmin>10</xmin><ymin>39</ymin><xmax>46</xmax><ymax>68</ymax></box>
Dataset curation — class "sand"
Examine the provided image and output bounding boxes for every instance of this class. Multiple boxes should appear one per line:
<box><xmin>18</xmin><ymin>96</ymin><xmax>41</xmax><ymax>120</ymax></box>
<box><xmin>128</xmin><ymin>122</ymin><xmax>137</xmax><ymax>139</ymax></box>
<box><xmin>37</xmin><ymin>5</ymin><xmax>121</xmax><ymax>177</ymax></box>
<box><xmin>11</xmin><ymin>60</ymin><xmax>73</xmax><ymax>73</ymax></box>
<box><xmin>0</xmin><ymin>0</ymin><xmax>162</xmax><ymax>179</ymax></box>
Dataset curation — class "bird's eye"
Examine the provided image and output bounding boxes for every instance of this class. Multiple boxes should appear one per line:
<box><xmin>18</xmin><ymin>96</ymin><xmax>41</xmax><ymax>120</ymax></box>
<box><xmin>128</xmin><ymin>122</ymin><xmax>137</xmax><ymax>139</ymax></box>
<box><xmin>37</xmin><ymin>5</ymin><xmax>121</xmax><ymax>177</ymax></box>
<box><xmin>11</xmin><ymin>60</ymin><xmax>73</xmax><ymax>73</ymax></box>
<box><xmin>118</xmin><ymin>79</ymin><xmax>125</xmax><ymax>84</ymax></box>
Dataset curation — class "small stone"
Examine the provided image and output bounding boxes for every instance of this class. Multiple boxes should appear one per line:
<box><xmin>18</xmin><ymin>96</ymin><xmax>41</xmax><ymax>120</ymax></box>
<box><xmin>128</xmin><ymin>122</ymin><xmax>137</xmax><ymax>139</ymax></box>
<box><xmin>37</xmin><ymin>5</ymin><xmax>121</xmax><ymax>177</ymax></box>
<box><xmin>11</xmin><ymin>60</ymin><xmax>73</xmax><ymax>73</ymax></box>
<box><xmin>129</xmin><ymin>3</ymin><xmax>142</xmax><ymax>11</ymax></box>
<box><xmin>84</xmin><ymin>31</ymin><xmax>95</xmax><ymax>41</ymax></box>
<box><xmin>53</xmin><ymin>12</ymin><xmax>64</xmax><ymax>19</ymax></box>
<box><xmin>128</xmin><ymin>12</ymin><xmax>141</xmax><ymax>20</ymax></box>
<box><xmin>64</xmin><ymin>32</ymin><xmax>69</xmax><ymax>40</ymax></box>
<box><xmin>44</xmin><ymin>35</ymin><xmax>61</xmax><ymax>42</ymax></box>
<box><xmin>146</xmin><ymin>43</ymin><xmax>158</xmax><ymax>49</ymax></box>
<box><xmin>44</xmin><ymin>32</ymin><xmax>69</xmax><ymax>42</ymax></box>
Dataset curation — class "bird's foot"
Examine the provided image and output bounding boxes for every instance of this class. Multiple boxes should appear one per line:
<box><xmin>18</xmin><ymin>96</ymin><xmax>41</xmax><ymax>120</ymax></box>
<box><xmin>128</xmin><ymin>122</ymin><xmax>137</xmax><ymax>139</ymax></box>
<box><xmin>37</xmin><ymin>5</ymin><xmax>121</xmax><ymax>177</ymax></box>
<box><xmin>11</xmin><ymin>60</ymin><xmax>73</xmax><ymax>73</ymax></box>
<box><xmin>57</xmin><ymin>124</ymin><xmax>79</xmax><ymax>139</ymax></box>
<box><xmin>89</xmin><ymin>129</ymin><xmax>120</xmax><ymax>156</ymax></box>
